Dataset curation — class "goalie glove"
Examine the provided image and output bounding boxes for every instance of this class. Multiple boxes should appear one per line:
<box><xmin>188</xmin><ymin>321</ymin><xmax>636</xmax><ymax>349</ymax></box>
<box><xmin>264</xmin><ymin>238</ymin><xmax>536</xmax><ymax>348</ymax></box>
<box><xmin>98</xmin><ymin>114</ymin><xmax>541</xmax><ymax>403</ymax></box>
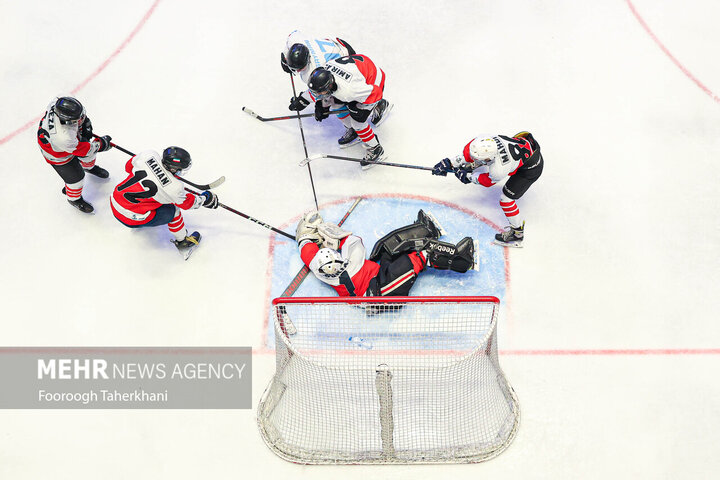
<box><xmin>317</xmin><ymin>222</ymin><xmax>352</xmax><ymax>250</ymax></box>
<box><xmin>296</xmin><ymin>211</ymin><xmax>323</xmax><ymax>245</ymax></box>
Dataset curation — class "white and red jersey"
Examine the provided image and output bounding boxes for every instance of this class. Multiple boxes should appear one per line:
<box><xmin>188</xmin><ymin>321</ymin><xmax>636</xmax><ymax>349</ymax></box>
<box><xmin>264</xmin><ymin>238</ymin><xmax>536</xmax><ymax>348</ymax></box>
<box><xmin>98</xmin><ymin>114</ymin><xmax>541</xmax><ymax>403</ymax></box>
<box><xmin>37</xmin><ymin>99</ymin><xmax>100</xmax><ymax>165</ymax></box>
<box><xmin>451</xmin><ymin>134</ymin><xmax>535</xmax><ymax>187</ymax></box>
<box><xmin>110</xmin><ymin>151</ymin><xmax>203</xmax><ymax>225</ymax></box>
<box><xmin>285</xmin><ymin>30</ymin><xmax>352</xmax><ymax>85</ymax></box>
<box><xmin>325</xmin><ymin>54</ymin><xmax>385</xmax><ymax>105</ymax></box>
<box><xmin>300</xmin><ymin>235</ymin><xmax>380</xmax><ymax>297</ymax></box>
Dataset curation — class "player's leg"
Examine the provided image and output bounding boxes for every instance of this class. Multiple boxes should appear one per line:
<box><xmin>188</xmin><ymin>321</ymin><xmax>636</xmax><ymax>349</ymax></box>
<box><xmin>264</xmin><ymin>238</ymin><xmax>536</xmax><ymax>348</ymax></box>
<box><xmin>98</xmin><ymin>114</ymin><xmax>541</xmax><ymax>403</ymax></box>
<box><xmin>78</xmin><ymin>151</ymin><xmax>109</xmax><ymax>179</ymax></box>
<box><xmin>369</xmin><ymin>251</ymin><xmax>426</xmax><ymax>297</ymax></box>
<box><xmin>165</xmin><ymin>206</ymin><xmax>201</xmax><ymax>250</ymax></box>
<box><xmin>495</xmin><ymin>154</ymin><xmax>544</xmax><ymax>247</ymax></box>
<box><xmin>347</xmin><ymin>102</ymin><xmax>384</xmax><ymax>165</ymax></box>
<box><xmin>52</xmin><ymin>158</ymin><xmax>93</xmax><ymax>213</ymax></box>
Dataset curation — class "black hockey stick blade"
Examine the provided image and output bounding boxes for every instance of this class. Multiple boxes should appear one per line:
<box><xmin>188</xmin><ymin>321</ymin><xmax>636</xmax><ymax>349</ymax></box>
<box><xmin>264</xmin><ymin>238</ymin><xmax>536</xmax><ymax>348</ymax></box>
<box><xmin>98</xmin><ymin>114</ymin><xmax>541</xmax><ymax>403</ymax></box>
<box><xmin>94</xmin><ymin>136</ymin><xmax>227</xmax><ymax>190</ymax></box>
<box><xmin>175</xmin><ymin>175</ymin><xmax>226</xmax><ymax>190</ymax></box>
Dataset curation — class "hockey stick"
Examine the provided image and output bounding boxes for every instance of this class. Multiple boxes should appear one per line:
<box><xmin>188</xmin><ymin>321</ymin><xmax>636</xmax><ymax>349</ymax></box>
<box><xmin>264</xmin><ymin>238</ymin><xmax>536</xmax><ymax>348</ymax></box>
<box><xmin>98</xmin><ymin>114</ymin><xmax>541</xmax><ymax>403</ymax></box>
<box><xmin>241</xmin><ymin>106</ymin><xmax>344</xmax><ymax>122</ymax></box>
<box><xmin>184</xmin><ymin>188</ymin><xmax>294</xmax><ymax>240</ymax></box>
<box><xmin>279</xmin><ymin>196</ymin><xmax>363</xmax><ymax>297</ymax></box>
<box><xmin>300</xmin><ymin>154</ymin><xmax>435</xmax><ymax>172</ymax></box>
<box><xmin>98</xmin><ymin>137</ymin><xmax>226</xmax><ymax>190</ymax></box>
<box><xmin>289</xmin><ymin>74</ymin><xmax>319</xmax><ymax>211</ymax></box>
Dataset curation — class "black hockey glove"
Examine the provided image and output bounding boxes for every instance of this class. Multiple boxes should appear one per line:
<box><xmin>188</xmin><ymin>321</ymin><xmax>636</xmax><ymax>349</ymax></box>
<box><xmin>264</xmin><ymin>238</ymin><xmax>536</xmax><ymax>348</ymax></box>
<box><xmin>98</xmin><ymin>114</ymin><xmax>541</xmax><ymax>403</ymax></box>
<box><xmin>280</xmin><ymin>52</ymin><xmax>292</xmax><ymax>74</ymax></box>
<box><xmin>80</xmin><ymin>117</ymin><xmax>93</xmax><ymax>141</ymax></box>
<box><xmin>201</xmin><ymin>191</ymin><xmax>219</xmax><ymax>209</ymax></box>
<box><xmin>454</xmin><ymin>168</ymin><xmax>473</xmax><ymax>184</ymax></box>
<box><xmin>314</xmin><ymin>101</ymin><xmax>330</xmax><ymax>121</ymax></box>
<box><xmin>432</xmin><ymin>158</ymin><xmax>454</xmax><ymax>176</ymax></box>
<box><xmin>289</xmin><ymin>95</ymin><xmax>311</xmax><ymax>111</ymax></box>
<box><xmin>95</xmin><ymin>135</ymin><xmax>113</xmax><ymax>152</ymax></box>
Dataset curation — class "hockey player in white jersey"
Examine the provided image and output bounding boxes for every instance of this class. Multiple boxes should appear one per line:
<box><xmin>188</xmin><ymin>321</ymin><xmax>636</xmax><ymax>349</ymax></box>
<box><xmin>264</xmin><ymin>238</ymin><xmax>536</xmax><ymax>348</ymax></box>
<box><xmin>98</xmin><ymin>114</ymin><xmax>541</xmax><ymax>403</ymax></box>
<box><xmin>280</xmin><ymin>31</ymin><xmax>391</xmax><ymax>149</ymax></box>
<box><xmin>295</xmin><ymin>210</ymin><xmax>475</xmax><ymax>297</ymax></box>
<box><xmin>432</xmin><ymin>132</ymin><xmax>544</xmax><ymax>247</ymax></box>
<box><xmin>37</xmin><ymin>96</ymin><xmax>113</xmax><ymax>213</ymax></box>
<box><xmin>307</xmin><ymin>54</ymin><xmax>391</xmax><ymax>166</ymax></box>
<box><xmin>110</xmin><ymin>147</ymin><xmax>219</xmax><ymax>259</ymax></box>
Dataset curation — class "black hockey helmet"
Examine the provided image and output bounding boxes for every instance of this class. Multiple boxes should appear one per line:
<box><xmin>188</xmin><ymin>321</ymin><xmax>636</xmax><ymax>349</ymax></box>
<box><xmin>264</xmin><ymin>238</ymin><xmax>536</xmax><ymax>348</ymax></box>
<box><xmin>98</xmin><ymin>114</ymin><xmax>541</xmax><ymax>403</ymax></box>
<box><xmin>287</xmin><ymin>43</ymin><xmax>310</xmax><ymax>71</ymax></box>
<box><xmin>162</xmin><ymin>146</ymin><xmax>192</xmax><ymax>175</ymax></box>
<box><xmin>307</xmin><ymin>68</ymin><xmax>336</xmax><ymax>97</ymax></box>
<box><xmin>54</xmin><ymin>97</ymin><xmax>85</xmax><ymax>124</ymax></box>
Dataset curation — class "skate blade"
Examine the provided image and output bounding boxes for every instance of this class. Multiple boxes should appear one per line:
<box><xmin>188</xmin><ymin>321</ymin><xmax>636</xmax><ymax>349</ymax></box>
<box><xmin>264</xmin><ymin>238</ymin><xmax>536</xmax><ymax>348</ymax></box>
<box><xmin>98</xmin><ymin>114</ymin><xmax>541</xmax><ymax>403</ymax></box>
<box><xmin>338</xmin><ymin>138</ymin><xmax>361</xmax><ymax>148</ymax></box>
<box><xmin>371</xmin><ymin>102</ymin><xmax>394</xmax><ymax>127</ymax></box>
<box><xmin>423</xmin><ymin>211</ymin><xmax>447</xmax><ymax>237</ymax></box>
<box><xmin>173</xmin><ymin>242</ymin><xmax>200</xmax><ymax>260</ymax></box>
<box><xmin>493</xmin><ymin>239</ymin><xmax>523</xmax><ymax>248</ymax></box>
<box><xmin>361</xmin><ymin>153</ymin><xmax>387</xmax><ymax>171</ymax></box>
<box><xmin>473</xmin><ymin>240</ymin><xmax>481</xmax><ymax>271</ymax></box>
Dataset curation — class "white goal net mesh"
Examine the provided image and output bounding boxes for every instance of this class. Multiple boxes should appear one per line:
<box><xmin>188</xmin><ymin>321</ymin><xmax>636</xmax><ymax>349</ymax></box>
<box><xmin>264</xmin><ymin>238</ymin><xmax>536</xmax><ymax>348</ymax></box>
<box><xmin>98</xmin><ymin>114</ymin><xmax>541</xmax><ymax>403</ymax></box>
<box><xmin>257</xmin><ymin>296</ymin><xmax>519</xmax><ymax>464</ymax></box>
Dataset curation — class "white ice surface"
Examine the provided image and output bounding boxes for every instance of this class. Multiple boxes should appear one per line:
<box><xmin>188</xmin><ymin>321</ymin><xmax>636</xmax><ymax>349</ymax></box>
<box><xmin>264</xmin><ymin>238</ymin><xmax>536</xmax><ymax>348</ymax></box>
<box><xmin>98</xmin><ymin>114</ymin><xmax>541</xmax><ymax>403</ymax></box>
<box><xmin>1</xmin><ymin>0</ymin><xmax>719</xmax><ymax>478</ymax></box>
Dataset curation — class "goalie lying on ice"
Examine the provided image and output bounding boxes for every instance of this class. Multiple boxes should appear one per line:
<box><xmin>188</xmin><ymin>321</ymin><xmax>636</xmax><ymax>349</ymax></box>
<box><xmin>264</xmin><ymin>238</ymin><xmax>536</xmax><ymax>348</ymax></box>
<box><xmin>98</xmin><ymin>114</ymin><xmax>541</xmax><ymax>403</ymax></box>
<box><xmin>296</xmin><ymin>210</ymin><xmax>477</xmax><ymax>297</ymax></box>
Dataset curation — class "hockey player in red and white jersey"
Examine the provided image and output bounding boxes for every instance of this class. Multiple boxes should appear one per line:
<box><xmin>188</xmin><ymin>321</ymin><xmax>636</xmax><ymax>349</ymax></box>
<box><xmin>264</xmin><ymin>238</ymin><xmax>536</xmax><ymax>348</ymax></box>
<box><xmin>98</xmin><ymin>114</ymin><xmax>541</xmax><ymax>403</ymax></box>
<box><xmin>432</xmin><ymin>132</ymin><xmax>544</xmax><ymax>247</ymax></box>
<box><xmin>110</xmin><ymin>146</ymin><xmax>219</xmax><ymax>259</ymax></box>
<box><xmin>295</xmin><ymin>210</ymin><xmax>476</xmax><ymax>297</ymax></box>
<box><xmin>305</xmin><ymin>54</ymin><xmax>392</xmax><ymax>166</ymax></box>
<box><xmin>281</xmin><ymin>32</ymin><xmax>392</xmax><ymax>150</ymax></box>
<box><xmin>37</xmin><ymin>96</ymin><xmax>113</xmax><ymax>213</ymax></box>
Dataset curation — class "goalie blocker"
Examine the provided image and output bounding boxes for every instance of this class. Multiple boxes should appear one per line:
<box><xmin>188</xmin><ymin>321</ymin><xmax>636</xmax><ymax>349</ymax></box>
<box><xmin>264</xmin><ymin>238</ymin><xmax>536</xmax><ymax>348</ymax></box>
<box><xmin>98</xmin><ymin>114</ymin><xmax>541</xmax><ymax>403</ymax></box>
<box><xmin>295</xmin><ymin>209</ymin><xmax>479</xmax><ymax>298</ymax></box>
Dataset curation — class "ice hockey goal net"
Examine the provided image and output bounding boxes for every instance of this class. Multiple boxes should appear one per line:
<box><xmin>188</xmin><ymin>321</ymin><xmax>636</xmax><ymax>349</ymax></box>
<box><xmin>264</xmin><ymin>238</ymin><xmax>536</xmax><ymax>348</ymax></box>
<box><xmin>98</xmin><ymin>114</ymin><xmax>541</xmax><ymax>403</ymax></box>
<box><xmin>257</xmin><ymin>296</ymin><xmax>519</xmax><ymax>464</ymax></box>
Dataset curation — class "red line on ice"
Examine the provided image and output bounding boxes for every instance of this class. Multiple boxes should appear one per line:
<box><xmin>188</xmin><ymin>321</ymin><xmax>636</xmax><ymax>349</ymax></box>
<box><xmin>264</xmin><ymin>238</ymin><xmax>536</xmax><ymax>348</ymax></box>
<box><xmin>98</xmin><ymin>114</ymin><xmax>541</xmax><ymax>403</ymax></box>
<box><xmin>626</xmin><ymin>0</ymin><xmax>720</xmax><ymax>104</ymax></box>
<box><xmin>0</xmin><ymin>0</ymin><xmax>163</xmax><ymax>146</ymax></box>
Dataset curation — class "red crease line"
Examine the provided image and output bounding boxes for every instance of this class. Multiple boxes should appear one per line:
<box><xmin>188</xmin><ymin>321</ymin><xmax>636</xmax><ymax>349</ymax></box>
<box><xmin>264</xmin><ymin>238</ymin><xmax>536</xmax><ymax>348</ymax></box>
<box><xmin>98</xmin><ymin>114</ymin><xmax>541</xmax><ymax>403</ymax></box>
<box><xmin>626</xmin><ymin>0</ymin><xmax>720</xmax><ymax>104</ymax></box>
<box><xmin>0</xmin><ymin>0</ymin><xmax>163</xmax><ymax>146</ymax></box>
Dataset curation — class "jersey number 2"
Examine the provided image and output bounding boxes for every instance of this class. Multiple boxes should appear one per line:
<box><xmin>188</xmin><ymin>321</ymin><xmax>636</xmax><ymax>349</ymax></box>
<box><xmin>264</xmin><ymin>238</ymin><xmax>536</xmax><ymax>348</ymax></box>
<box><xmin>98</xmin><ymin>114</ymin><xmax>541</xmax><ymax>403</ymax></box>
<box><xmin>117</xmin><ymin>171</ymin><xmax>158</xmax><ymax>204</ymax></box>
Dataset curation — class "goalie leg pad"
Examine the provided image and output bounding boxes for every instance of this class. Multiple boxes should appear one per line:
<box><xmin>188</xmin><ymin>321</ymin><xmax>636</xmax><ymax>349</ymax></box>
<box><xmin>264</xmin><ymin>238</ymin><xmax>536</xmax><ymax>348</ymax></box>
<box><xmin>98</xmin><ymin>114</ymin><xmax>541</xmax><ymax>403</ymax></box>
<box><xmin>369</xmin><ymin>222</ymin><xmax>437</xmax><ymax>262</ymax></box>
<box><xmin>426</xmin><ymin>237</ymin><xmax>475</xmax><ymax>273</ymax></box>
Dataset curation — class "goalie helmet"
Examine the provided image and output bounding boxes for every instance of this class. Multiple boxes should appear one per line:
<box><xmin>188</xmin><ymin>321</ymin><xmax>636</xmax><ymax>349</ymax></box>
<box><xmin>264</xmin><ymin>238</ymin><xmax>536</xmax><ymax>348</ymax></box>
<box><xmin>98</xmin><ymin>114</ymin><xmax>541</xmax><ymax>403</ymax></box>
<box><xmin>287</xmin><ymin>43</ymin><xmax>310</xmax><ymax>71</ymax></box>
<box><xmin>162</xmin><ymin>146</ymin><xmax>192</xmax><ymax>175</ymax></box>
<box><xmin>307</xmin><ymin>68</ymin><xmax>336</xmax><ymax>97</ymax></box>
<box><xmin>467</xmin><ymin>137</ymin><xmax>497</xmax><ymax>168</ymax></box>
<box><xmin>315</xmin><ymin>248</ymin><xmax>349</xmax><ymax>279</ymax></box>
<box><xmin>53</xmin><ymin>96</ymin><xmax>86</xmax><ymax>124</ymax></box>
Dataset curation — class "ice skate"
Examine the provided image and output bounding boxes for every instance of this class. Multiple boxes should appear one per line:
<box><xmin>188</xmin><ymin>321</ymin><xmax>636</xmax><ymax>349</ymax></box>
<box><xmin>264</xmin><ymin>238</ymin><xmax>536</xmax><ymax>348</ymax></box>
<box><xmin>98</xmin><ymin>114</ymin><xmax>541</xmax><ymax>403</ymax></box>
<box><xmin>86</xmin><ymin>165</ymin><xmax>109</xmax><ymax>179</ymax></box>
<box><xmin>370</xmin><ymin>99</ymin><xmax>393</xmax><ymax>126</ymax></box>
<box><xmin>338</xmin><ymin>127</ymin><xmax>360</xmax><ymax>148</ymax></box>
<box><xmin>173</xmin><ymin>231</ymin><xmax>202</xmax><ymax>260</ymax></box>
<box><xmin>416</xmin><ymin>209</ymin><xmax>446</xmax><ymax>237</ymax></box>
<box><xmin>62</xmin><ymin>187</ymin><xmax>94</xmax><ymax>213</ymax></box>
<box><xmin>494</xmin><ymin>223</ymin><xmax>524</xmax><ymax>248</ymax></box>
<box><xmin>360</xmin><ymin>144</ymin><xmax>385</xmax><ymax>170</ymax></box>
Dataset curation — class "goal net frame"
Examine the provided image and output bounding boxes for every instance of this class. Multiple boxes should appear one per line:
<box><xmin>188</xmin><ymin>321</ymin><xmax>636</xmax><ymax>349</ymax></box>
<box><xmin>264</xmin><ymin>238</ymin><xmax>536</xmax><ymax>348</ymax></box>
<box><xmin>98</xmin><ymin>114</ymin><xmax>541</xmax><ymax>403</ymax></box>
<box><xmin>258</xmin><ymin>296</ymin><xmax>519</xmax><ymax>464</ymax></box>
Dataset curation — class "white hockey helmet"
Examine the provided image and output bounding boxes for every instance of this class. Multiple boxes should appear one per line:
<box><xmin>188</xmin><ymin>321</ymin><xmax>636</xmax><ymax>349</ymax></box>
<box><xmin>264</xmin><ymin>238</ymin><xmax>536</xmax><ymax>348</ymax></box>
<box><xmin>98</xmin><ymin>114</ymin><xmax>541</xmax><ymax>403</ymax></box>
<box><xmin>315</xmin><ymin>248</ymin><xmax>349</xmax><ymax>279</ymax></box>
<box><xmin>468</xmin><ymin>138</ymin><xmax>497</xmax><ymax>168</ymax></box>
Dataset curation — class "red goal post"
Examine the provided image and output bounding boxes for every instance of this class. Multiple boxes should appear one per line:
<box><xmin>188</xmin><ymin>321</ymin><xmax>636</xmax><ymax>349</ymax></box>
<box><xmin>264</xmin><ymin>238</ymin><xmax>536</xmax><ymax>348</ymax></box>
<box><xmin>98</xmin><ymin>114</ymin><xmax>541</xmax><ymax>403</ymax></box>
<box><xmin>258</xmin><ymin>296</ymin><xmax>519</xmax><ymax>464</ymax></box>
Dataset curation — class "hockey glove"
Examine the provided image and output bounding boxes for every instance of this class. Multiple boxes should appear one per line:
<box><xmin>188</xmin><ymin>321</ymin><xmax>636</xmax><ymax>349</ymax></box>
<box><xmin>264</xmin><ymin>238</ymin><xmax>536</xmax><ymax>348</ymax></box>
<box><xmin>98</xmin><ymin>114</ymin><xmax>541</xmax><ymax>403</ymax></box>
<box><xmin>280</xmin><ymin>52</ymin><xmax>292</xmax><ymax>74</ymax></box>
<box><xmin>314</xmin><ymin>101</ymin><xmax>330</xmax><ymax>121</ymax></box>
<box><xmin>289</xmin><ymin>95</ymin><xmax>311</xmax><ymax>111</ymax></box>
<box><xmin>80</xmin><ymin>117</ymin><xmax>93</xmax><ymax>141</ymax></box>
<box><xmin>201</xmin><ymin>191</ymin><xmax>219</xmax><ymax>209</ymax></box>
<box><xmin>432</xmin><ymin>158</ymin><xmax>454</xmax><ymax>176</ymax></box>
<box><xmin>454</xmin><ymin>168</ymin><xmax>473</xmax><ymax>184</ymax></box>
<box><xmin>95</xmin><ymin>135</ymin><xmax>113</xmax><ymax>152</ymax></box>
